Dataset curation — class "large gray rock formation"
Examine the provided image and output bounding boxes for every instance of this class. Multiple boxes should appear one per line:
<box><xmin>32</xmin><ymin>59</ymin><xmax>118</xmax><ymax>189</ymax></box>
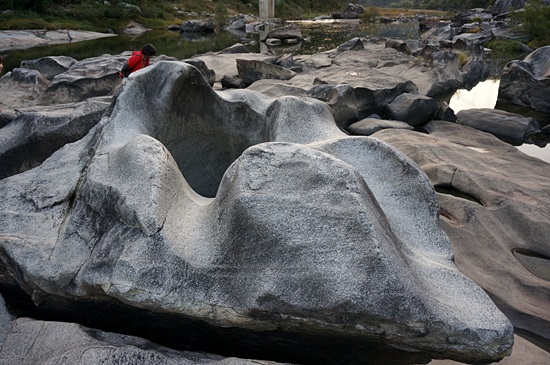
<box><xmin>374</xmin><ymin>121</ymin><xmax>550</xmax><ymax>344</ymax></box>
<box><xmin>0</xmin><ymin>317</ymin><xmax>284</xmax><ymax>365</ymax></box>
<box><xmin>0</xmin><ymin>30</ymin><xmax>116</xmax><ymax>52</ymax></box>
<box><xmin>456</xmin><ymin>108</ymin><xmax>542</xmax><ymax>146</ymax></box>
<box><xmin>36</xmin><ymin>54</ymin><xmax>126</xmax><ymax>105</ymax></box>
<box><xmin>498</xmin><ymin>46</ymin><xmax>550</xmax><ymax>113</ymax></box>
<box><xmin>20</xmin><ymin>55</ymin><xmax>77</xmax><ymax>80</ymax></box>
<box><xmin>385</xmin><ymin>92</ymin><xmax>440</xmax><ymax>127</ymax></box>
<box><xmin>0</xmin><ymin>61</ymin><xmax>513</xmax><ymax>364</ymax></box>
<box><xmin>0</xmin><ymin>68</ymin><xmax>49</xmax><ymax>108</ymax></box>
<box><xmin>0</xmin><ymin>97</ymin><xmax>110</xmax><ymax>180</ymax></box>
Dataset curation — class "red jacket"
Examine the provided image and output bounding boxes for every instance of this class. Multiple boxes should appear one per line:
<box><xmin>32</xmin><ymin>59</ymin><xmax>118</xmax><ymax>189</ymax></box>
<box><xmin>120</xmin><ymin>50</ymin><xmax>150</xmax><ymax>78</ymax></box>
<box><xmin>127</xmin><ymin>50</ymin><xmax>149</xmax><ymax>73</ymax></box>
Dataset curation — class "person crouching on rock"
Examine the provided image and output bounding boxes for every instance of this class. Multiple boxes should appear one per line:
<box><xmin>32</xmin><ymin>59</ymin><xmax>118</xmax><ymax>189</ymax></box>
<box><xmin>119</xmin><ymin>43</ymin><xmax>156</xmax><ymax>78</ymax></box>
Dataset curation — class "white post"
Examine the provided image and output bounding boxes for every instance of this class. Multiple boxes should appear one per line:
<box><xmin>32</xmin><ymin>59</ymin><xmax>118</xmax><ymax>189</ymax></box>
<box><xmin>259</xmin><ymin>0</ymin><xmax>275</xmax><ymax>19</ymax></box>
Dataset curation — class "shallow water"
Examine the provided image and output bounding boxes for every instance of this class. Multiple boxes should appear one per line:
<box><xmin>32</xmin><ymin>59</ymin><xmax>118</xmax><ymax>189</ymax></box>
<box><xmin>450</xmin><ymin>80</ymin><xmax>550</xmax><ymax>164</ymax></box>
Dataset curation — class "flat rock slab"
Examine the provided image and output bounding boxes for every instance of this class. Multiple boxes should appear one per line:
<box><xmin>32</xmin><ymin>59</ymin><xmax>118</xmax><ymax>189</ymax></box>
<box><xmin>0</xmin><ymin>30</ymin><xmax>117</xmax><ymax>52</ymax></box>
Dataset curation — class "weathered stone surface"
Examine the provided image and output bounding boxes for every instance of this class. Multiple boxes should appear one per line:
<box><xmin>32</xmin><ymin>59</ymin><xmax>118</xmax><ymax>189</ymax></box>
<box><xmin>37</xmin><ymin>54</ymin><xmax>126</xmax><ymax>105</ymax></box>
<box><xmin>266</xmin><ymin>23</ymin><xmax>302</xmax><ymax>41</ymax></box>
<box><xmin>182</xmin><ymin>58</ymin><xmax>216</xmax><ymax>86</ymax></box>
<box><xmin>456</xmin><ymin>108</ymin><xmax>541</xmax><ymax>146</ymax></box>
<box><xmin>180</xmin><ymin>19</ymin><xmax>216</xmax><ymax>32</ymax></box>
<box><xmin>374</xmin><ymin>121</ymin><xmax>550</xmax><ymax>344</ymax></box>
<box><xmin>0</xmin><ymin>295</ymin><xmax>14</xmax><ymax>348</ymax></box>
<box><xmin>0</xmin><ymin>318</ymin><xmax>286</xmax><ymax>365</ymax></box>
<box><xmin>194</xmin><ymin>53</ymin><xmax>272</xmax><ymax>81</ymax></box>
<box><xmin>221</xmin><ymin>75</ymin><xmax>246</xmax><ymax>89</ymax></box>
<box><xmin>237</xmin><ymin>59</ymin><xmax>297</xmax><ymax>84</ymax></box>
<box><xmin>347</xmin><ymin>117</ymin><xmax>414</xmax><ymax>135</ymax></box>
<box><xmin>385</xmin><ymin>92</ymin><xmax>440</xmax><ymax>126</ymax></box>
<box><xmin>0</xmin><ymin>98</ymin><xmax>110</xmax><ymax>180</ymax></box>
<box><xmin>0</xmin><ymin>30</ymin><xmax>116</xmax><ymax>52</ymax></box>
<box><xmin>0</xmin><ymin>68</ymin><xmax>49</xmax><ymax>108</ymax></box>
<box><xmin>0</xmin><ymin>61</ymin><xmax>513</xmax><ymax>364</ymax></box>
<box><xmin>20</xmin><ymin>55</ymin><xmax>77</xmax><ymax>80</ymax></box>
<box><xmin>498</xmin><ymin>46</ymin><xmax>550</xmax><ymax>113</ymax></box>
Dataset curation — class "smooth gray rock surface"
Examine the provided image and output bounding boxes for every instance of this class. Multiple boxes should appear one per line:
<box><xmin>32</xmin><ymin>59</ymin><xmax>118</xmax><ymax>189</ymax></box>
<box><xmin>375</xmin><ymin>121</ymin><xmax>550</xmax><ymax>343</ymax></box>
<box><xmin>456</xmin><ymin>108</ymin><xmax>541</xmax><ymax>146</ymax></box>
<box><xmin>0</xmin><ymin>98</ymin><xmax>110</xmax><ymax>179</ymax></box>
<box><xmin>37</xmin><ymin>54</ymin><xmax>126</xmax><ymax>105</ymax></box>
<box><xmin>0</xmin><ymin>317</ymin><xmax>288</xmax><ymax>365</ymax></box>
<box><xmin>347</xmin><ymin>117</ymin><xmax>414</xmax><ymax>135</ymax></box>
<box><xmin>20</xmin><ymin>55</ymin><xmax>77</xmax><ymax>80</ymax></box>
<box><xmin>236</xmin><ymin>59</ymin><xmax>297</xmax><ymax>85</ymax></box>
<box><xmin>498</xmin><ymin>46</ymin><xmax>550</xmax><ymax>113</ymax></box>
<box><xmin>385</xmin><ymin>93</ymin><xmax>440</xmax><ymax>127</ymax></box>
<box><xmin>0</xmin><ymin>68</ymin><xmax>49</xmax><ymax>108</ymax></box>
<box><xmin>0</xmin><ymin>30</ymin><xmax>116</xmax><ymax>52</ymax></box>
<box><xmin>0</xmin><ymin>61</ymin><xmax>513</xmax><ymax>365</ymax></box>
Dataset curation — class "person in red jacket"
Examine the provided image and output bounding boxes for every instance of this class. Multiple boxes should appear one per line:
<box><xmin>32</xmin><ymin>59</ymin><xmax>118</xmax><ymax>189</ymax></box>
<box><xmin>119</xmin><ymin>43</ymin><xmax>156</xmax><ymax>78</ymax></box>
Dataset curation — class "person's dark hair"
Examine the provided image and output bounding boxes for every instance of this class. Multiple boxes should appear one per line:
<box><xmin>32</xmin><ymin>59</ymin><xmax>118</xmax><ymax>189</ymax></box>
<box><xmin>141</xmin><ymin>44</ymin><xmax>156</xmax><ymax>57</ymax></box>
<box><xmin>0</xmin><ymin>55</ymin><xmax>3</xmax><ymax>63</ymax></box>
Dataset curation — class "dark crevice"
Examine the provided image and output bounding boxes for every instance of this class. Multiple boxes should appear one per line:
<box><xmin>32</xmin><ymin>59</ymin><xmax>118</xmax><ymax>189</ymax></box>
<box><xmin>434</xmin><ymin>184</ymin><xmax>484</xmax><ymax>206</ymax></box>
<box><xmin>512</xmin><ymin>248</ymin><xmax>550</xmax><ymax>281</ymax></box>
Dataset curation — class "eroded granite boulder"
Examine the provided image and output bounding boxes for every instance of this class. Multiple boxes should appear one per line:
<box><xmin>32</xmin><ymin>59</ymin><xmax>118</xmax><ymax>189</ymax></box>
<box><xmin>0</xmin><ymin>97</ymin><xmax>110</xmax><ymax>180</ymax></box>
<box><xmin>0</xmin><ymin>68</ymin><xmax>49</xmax><ymax>108</ymax></box>
<box><xmin>20</xmin><ymin>55</ymin><xmax>77</xmax><ymax>80</ymax></box>
<box><xmin>0</xmin><ymin>61</ymin><xmax>513</xmax><ymax>364</ymax></box>
<box><xmin>0</xmin><ymin>318</ymin><xmax>286</xmax><ymax>365</ymax></box>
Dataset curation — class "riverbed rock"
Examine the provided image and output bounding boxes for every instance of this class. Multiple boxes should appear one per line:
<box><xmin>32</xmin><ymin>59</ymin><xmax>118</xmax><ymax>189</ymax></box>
<box><xmin>36</xmin><ymin>54</ymin><xmax>126</xmax><ymax>105</ymax></box>
<box><xmin>0</xmin><ymin>30</ymin><xmax>117</xmax><ymax>52</ymax></box>
<box><xmin>374</xmin><ymin>121</ymin><xmax>550</xmax><ymax>344</ymax></box>
<box><xmin>0</xmin><ymin>317</ymin><xmax>285</xmax><ymax>365</ymax></box>
<box><xmin>20</xmin><ymin>55</ymin><xmax>77</xmax><ymax>80</ymax></box>
<box><xmin>456</xmin><ymin>108</ymin><xmax>542</xmax><ymax>146</ymax></box>
<box><xmin>265</xmin><ymin>23</ymin><xmax>303</xmax><ymax>42</ymax></box>
<box><xmin>236</xmin><ymin>59</ymin><xmax>297</xmax><ymax>85</ymax></box>
<box><xmin>0</xmin><ymin>97</ymin><xmax>110</xmax><ymax>180</ymax></box>
<box><xmin>0</xmin><ymin>61</ymin><xmax>513</xmax><ymax>365</ymax></box>
<box><xmin>498</xmin><ymin>46</ymin><xmax>550</xmax><ymax>113</ymax></box>
<box><xmin>0</xmin><ymin>68</ymin><xmax>49</xmax><ymax>108</ymax></box>
<box><xmin>347</xmin><ymin>117</ymin><xmax>414</xmax><ymax>135</ymax></box>
<box><xmin>385</xmin><ymin>92</ymin><xmax>440</xmax><ymax>127</ymax></box>
<box><xmin>180</xmin><ymin>19</ymin><xmax>216</xmax><ymax>33</ymax></box>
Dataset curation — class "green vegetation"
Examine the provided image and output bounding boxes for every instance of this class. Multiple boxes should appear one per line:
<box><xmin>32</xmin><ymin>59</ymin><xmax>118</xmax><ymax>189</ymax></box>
<box><xmin>0</xmin><ymin>0</ymin><xmax>356</xmax><ymax>31</ymax></box>
<box><xmin>518</xmin><ymin>0</ymin><xmax>550</xmax><ymax>48</ymax></box>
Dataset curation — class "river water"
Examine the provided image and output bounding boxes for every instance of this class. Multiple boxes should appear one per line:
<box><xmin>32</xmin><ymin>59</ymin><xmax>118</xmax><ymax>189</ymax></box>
<box><xmin>1</xmin><ymin>20</ymin><xmax>549</xmax><ymax>162</ymax></box>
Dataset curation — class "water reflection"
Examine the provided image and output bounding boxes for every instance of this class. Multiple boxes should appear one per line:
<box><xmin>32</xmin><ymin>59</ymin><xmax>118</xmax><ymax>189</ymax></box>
<box><xmin>449</xmin><ymin>81</ymin><xmax>550</xmax><ymax>163</ymax></box>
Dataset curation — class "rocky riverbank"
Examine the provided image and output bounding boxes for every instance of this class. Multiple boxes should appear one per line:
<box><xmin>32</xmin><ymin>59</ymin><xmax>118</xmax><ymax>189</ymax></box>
<box><xmin>0</xmin><ymin>7</ymin><xmax>549</xmax><ymax>365</ymax></box>
<box><xmin>0</xmin><ymin>29</ymin><xmax>116</xmax><ymax>52</ymax></box>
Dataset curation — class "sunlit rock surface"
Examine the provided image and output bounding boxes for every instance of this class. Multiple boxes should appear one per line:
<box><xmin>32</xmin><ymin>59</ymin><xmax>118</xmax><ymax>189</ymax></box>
<box><xmin>0</xmin><ymin>62</ymin><xmax>513</xmax><ymax>364</ymax></box>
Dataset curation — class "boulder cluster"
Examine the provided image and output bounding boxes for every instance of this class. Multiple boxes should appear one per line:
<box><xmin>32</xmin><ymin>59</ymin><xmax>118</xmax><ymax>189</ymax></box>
<box><xmin>0</xmin><ymin>10</ymin><xmax>549</xmax><ymax>365</ymax></box>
